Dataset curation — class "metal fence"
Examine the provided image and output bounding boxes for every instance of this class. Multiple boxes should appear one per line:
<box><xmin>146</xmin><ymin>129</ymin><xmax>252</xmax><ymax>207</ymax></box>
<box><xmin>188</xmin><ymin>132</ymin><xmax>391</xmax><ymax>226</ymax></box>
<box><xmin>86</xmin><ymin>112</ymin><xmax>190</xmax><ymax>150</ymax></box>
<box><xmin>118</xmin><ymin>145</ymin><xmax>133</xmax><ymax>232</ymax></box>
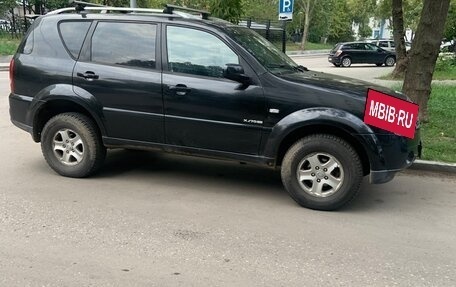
<box><xmin>239</xmin><ymin>18</ymin><xmax>288</xmax><ymax>52</ymax></box>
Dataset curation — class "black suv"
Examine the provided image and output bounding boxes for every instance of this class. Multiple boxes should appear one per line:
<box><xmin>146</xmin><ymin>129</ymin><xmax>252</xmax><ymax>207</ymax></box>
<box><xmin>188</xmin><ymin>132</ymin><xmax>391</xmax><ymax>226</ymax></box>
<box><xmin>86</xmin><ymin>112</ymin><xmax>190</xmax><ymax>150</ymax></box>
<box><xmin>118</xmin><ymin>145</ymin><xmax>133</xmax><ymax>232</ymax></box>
<box><xmin>328</xmin><ymin>42</ymin><xmax>396</xmax><ymax>67</ymax></box>
<box><xmin>9</xmin><ymin>4</ymin><xmax>421</xmax><ymax>210</ymax></box>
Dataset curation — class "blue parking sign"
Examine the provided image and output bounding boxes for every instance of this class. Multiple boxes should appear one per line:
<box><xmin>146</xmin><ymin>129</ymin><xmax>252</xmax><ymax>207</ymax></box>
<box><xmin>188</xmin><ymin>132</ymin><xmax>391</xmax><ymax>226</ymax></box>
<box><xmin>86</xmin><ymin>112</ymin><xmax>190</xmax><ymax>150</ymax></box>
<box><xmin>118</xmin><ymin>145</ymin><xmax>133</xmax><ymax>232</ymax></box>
<box><xmin>279</xmin><ymin>0</ymin><xmax>294</xmax><ymax>20</ymax></box>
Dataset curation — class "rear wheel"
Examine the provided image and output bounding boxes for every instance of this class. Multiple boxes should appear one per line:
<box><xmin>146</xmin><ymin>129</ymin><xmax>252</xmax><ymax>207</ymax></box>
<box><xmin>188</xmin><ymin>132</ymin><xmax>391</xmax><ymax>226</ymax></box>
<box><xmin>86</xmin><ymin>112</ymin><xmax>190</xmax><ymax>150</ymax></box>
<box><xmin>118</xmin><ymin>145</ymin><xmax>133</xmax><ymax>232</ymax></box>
<box><xmin>385</xmin><ymin>56</ymin><xmax>396</xmax><ymax>67</ymax></box>
<box><xmin>41</xmin><ymin>112</ymin><xmax>106</xmax><ymax>178</ymax></box>
<box><xmin>280</xmin><ymin>134</ymin><xmax>363</xmax><ymax>211</ymax></box>
<box><xmin>341</xmin><ymin>57</ymin><xmax>352</xmax><ymax>67</ymax></box>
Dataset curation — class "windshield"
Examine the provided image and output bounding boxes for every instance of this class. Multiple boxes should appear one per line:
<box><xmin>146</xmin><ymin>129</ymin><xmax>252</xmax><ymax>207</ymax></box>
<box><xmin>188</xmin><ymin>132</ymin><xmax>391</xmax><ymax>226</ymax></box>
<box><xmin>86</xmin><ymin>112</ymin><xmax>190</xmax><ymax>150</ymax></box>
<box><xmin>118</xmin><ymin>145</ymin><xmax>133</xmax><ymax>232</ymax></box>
<box><xmin>226</xmin><ymin>26</ymin><xmax>300</xmax><ymax>74</ymax></box>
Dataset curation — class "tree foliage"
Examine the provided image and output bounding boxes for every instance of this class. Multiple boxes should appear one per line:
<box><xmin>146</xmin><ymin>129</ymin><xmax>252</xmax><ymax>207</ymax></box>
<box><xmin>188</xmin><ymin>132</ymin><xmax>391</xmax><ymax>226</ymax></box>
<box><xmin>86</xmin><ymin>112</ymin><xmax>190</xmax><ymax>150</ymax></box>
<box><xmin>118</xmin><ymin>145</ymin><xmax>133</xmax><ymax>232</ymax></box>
<box><xmin>210</xmin><ymin>0</ymin><xmax>242</xmax><ymax>23</ymax></box>
<box><xmin>0</xmin><ymin>0</ymin><xmax>17</xmax><ymax>15</ymax></box>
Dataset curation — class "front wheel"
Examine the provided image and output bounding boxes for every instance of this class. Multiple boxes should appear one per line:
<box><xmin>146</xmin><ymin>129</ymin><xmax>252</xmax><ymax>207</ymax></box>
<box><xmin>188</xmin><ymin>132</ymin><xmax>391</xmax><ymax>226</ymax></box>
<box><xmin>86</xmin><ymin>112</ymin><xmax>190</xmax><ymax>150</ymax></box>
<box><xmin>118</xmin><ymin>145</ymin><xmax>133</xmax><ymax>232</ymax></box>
<box><xmin>281</xmin><ymin>134</ymin><xmax>363</xmax><ymax>211</ymax></box>
<box><xmin>341</xmin><ymin>57</ymin><xmax>352</xmax><ymax>67</ymax></box>
<box><xmin>41</xmin><ymin>112</ymin><xmax>106</xmax><ymax>178</ymax></box>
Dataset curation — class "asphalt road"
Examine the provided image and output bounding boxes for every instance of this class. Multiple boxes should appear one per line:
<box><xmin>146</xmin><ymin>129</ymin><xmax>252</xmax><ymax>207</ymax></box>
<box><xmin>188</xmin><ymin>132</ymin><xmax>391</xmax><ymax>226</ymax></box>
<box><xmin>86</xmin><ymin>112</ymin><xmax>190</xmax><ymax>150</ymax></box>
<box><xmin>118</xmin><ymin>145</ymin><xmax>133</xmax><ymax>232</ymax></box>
<box><xmin>291</xmin><ymin>54</ymin><xmax>395</xmax><ymax>86</ymax></box>
<box><xmin>1</xmin><ymin>70</ymin><xmax>456</xmax><ymax>286</ymax></box>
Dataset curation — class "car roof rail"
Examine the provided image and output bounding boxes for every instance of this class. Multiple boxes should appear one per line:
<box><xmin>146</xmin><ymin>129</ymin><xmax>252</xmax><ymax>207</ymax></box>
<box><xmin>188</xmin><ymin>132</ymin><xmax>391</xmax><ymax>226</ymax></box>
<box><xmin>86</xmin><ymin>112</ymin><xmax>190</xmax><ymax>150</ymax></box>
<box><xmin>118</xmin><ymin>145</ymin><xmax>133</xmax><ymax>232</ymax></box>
<box><xmin>46</xmin><ymin>1</ymin><xmax>210</xmax><ymax>19</ymax></box>
<box><xmin>163</xmin><ymin>4</ymin><xmax>210</xmax><ymax>20</ymax></box>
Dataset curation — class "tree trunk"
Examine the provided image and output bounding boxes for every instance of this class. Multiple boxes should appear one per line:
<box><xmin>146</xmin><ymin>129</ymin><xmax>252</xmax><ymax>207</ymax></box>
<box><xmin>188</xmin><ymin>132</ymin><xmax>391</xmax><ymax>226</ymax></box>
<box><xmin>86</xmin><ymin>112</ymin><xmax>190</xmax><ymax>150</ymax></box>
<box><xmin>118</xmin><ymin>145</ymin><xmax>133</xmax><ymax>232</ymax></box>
<box><xmin>391</xmin><ymin>0</ymin><xmax>408</xmax><ymax>78</ymax></box>
<box><xmin>402</xmin><ymin>0</ymin><xmax>450</xmax><ymax>122</ymax></box>
<box><xmin>300</xmin><ymin>0</ymin><xmax>311</xmax><ymax>50</ymax></box>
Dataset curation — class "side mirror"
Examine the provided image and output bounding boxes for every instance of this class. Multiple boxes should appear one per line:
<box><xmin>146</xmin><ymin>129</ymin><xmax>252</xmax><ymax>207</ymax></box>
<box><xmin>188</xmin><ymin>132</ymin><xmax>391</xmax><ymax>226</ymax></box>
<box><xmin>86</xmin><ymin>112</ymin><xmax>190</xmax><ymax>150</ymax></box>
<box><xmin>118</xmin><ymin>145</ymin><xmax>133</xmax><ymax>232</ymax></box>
<box><xmin>377</xmin><ymin>48</ymin><xmax>383</xmax><ymax>53</ymax></box>
<box><xmin>224</xmin><ymin>64</ymin><xmax>251</xmax><ymax>85</ymax></box>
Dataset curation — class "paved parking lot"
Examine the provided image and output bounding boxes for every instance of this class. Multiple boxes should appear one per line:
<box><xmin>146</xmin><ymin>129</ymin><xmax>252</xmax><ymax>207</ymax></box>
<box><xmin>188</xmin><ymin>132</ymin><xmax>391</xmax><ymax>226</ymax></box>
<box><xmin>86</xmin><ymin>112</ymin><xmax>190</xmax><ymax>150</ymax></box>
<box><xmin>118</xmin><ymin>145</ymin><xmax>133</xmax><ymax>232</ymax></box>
<box><xmin>1</xmin><ymin>71</ymin><xmax>456</xmax><ymax>286</ymax></box>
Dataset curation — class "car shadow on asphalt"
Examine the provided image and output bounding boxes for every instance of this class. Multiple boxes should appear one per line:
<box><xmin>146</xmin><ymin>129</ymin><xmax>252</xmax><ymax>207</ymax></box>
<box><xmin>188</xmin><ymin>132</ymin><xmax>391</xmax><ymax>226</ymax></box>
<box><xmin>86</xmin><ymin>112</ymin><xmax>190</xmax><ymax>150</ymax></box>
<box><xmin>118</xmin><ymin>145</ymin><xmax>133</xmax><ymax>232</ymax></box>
<box><xmin>86</xmin><ymin>149</ymin><xmax>405</xmax><ymax>212</ymax></box>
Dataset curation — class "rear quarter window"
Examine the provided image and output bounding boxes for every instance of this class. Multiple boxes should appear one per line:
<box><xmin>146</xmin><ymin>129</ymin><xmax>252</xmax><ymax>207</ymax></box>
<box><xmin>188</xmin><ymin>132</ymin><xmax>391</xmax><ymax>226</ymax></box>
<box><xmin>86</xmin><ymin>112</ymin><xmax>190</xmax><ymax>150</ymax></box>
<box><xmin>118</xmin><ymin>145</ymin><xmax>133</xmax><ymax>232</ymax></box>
<box><xmin>58</xmin><ymin>21</ymin><xmax>91</xmax><ymax>59</ymax></box>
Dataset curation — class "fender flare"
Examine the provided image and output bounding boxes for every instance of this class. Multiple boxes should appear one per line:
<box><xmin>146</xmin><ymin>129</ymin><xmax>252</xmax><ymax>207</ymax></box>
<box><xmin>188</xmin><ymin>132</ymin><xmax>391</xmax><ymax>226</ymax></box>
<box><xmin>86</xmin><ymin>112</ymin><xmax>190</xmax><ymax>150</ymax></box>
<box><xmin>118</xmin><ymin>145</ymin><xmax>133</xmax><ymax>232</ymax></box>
<box><xmin>263</xmin><ymin>107</ymin><xmax>385</xmax><ymax>169</ymax></box>
<box><xmin>27</xmin><ymin>84</ymin><xmax>106</xmax><ymax>139</ymax></box>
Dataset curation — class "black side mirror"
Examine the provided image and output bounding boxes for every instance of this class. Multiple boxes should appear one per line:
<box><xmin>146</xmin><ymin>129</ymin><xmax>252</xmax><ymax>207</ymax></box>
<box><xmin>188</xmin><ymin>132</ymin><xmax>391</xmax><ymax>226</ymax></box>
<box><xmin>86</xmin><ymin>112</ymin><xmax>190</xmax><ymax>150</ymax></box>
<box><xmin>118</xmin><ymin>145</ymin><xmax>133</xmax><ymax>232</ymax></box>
<box><xmin>377</xmin><ymin>48</ymin><xmax>383</xmax><ymax>53</ymax></box>
<box><xmin>224</xmin><ymin>64</ymin><xmax>251</xmax><ymax>85</ymax></box>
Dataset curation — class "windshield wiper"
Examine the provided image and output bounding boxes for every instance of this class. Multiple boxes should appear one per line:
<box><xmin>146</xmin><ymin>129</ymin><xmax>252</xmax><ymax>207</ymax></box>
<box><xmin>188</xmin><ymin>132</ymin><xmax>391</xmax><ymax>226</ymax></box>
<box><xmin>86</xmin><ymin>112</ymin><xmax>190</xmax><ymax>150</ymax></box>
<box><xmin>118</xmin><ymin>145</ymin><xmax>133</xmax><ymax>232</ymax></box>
<box><xmin>296</xmin><ymin>65</ymin><xmax>309</xmax><ymax>72</ymax></box>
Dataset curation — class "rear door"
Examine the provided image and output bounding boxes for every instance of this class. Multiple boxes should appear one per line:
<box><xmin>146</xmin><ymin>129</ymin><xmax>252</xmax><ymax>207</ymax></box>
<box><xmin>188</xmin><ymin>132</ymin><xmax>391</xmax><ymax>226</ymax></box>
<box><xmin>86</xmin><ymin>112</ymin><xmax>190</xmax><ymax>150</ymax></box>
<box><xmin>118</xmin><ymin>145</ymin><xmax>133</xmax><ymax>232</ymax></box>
<box><xmin>73</xmin><ymin>21</ymin><xmax>164</xmax><ymax>143</ymax></box>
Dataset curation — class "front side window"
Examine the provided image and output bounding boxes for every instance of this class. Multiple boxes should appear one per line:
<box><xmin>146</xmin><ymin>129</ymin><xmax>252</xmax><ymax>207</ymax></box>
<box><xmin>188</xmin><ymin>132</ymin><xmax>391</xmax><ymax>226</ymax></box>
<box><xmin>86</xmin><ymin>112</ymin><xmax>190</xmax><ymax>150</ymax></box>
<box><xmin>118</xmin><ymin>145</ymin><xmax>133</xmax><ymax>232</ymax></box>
<box><xmin>166</xmin><ymin>26</ymin><xmax>239</xmax><ymax>78</ymax></box>
<box><xmin>91</xmin><ymin>22</ymin><xmax>157</xmax><ymax>69</ymax></box>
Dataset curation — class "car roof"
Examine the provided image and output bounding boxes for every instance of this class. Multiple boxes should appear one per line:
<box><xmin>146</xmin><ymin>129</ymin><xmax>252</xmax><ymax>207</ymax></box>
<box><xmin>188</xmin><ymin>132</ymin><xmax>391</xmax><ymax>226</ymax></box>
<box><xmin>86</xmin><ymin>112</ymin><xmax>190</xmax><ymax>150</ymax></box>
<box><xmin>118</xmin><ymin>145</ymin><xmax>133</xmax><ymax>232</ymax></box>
<box><xmin>41</xmin><ymin>5</ymin><xmax>236</xmax><ymax>31</ymax></box>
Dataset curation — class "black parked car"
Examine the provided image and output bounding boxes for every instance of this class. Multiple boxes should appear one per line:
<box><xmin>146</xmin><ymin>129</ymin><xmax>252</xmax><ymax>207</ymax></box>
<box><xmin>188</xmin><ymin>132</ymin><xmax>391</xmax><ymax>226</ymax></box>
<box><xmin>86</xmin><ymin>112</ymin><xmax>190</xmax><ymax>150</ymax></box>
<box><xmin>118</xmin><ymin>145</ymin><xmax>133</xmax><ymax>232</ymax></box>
<box><xmin>8</xmin><ymin>4</ymin><xmax>421</xmax><ymax>210</ymax></box>
<box><xmin>328</xmin><ymin>42</ymin><xmax>397</xmax><ymax>67</ymax></box>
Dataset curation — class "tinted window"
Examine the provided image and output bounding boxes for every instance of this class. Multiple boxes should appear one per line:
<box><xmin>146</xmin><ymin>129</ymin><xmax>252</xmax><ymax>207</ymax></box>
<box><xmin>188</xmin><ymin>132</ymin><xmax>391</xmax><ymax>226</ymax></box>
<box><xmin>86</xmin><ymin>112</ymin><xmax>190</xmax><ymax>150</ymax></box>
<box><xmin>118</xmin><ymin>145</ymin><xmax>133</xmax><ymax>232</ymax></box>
<box><xmin>342</xmin><ymin>44</ymin><xmax>353</xmax><ymax>50</ymax></box>
<box><xmin>364</xmin><ymin>43</ymin><xmax>378</xmax><ymax>51</ymax></box>
<box><xmin>59</xmin><ymin>21</ymin><xmax>91</xmax><ymax>58</ymax></box>
<box><xmin>167</xmin><ymin>26</ymin><xmax>239</xmax><ymax>78</ymax></box>
<box><xmin>390</xmin><ymin>41</ymin><xmax>395</xmax><ymax>48</ymax></box>
<box><xmin>92</xmin><ymin>22</ymin><xmax>156</xmax><ymax>69</ymax></box>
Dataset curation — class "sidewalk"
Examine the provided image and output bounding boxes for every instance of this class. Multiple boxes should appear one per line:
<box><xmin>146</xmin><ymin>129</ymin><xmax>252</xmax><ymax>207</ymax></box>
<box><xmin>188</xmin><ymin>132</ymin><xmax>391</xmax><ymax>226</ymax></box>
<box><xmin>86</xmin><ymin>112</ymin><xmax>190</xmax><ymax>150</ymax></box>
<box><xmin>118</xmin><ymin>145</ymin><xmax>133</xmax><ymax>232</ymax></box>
<box><xmin>0</xmin><ymin>55</ymin><xmax>12</xmax><ymax>71</ymax></box>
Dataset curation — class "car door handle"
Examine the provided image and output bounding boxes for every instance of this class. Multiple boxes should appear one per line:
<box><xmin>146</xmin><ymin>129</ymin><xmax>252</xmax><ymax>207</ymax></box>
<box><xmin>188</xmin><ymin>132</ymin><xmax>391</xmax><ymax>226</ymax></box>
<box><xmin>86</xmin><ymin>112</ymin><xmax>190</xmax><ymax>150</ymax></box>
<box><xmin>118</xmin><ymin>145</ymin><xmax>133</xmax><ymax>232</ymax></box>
<box><xmin>77</xmin><ymin>71</ymin><xmax>99</xmax><ymax>80</ymax></box>
<box><xmin>169</xmin><ymin>84</ymin><xmax>191</xmax><ymax>96</ymax></box>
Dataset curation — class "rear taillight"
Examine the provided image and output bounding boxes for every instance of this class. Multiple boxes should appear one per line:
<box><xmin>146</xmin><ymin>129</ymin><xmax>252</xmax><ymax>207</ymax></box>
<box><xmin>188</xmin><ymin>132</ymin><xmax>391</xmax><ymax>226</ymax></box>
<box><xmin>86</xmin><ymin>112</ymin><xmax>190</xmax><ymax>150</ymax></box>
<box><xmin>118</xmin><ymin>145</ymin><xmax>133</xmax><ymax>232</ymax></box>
<box><xmin>335</xmin><ymin>50</ymin><xmax>342</xmax><ymax>57</ymax></box>
<box><xmin>9</xmin><ymin>58</ymin><xmax>14</xmax><ymax>93</ymax></box>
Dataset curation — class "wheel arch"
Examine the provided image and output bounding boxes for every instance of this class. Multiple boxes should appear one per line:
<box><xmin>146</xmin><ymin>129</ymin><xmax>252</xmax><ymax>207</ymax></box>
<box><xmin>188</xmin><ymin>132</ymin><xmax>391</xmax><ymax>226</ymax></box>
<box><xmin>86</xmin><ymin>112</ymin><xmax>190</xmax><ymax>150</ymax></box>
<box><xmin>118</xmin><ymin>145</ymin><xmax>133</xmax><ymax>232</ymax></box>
<box><xmin>275</xmin><ymin>124</ymin><xmax>370</xmax><ymax>175</ymax></box>
<box><xmin>263</xmin><ymin>108</ymin><xmax>382</xmax><ymax>176</ymax></box>
<box><xmin>31</xmin><ymin>99</ymin><xmax>106</xmax><ymax>143</ymax></box>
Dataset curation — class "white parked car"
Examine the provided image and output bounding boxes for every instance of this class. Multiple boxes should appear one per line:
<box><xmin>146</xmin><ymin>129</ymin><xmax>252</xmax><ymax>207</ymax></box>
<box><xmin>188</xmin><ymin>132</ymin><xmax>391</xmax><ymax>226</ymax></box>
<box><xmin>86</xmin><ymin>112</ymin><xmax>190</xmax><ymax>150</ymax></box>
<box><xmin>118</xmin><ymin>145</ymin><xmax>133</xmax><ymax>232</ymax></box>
<box><xmin>369</xmin><ymin>39</ymin><xmax>411</xmax><ymax>52</ymax></box>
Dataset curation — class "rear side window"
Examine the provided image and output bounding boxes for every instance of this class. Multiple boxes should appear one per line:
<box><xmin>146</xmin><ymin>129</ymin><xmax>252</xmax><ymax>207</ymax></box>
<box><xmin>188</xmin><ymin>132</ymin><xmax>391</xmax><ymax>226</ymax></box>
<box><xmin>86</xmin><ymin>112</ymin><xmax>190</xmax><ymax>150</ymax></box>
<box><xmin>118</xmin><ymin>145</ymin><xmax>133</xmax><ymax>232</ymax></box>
<box><xmin>379</xmin><ymin>41</ymin><xmax>389</xmax><ymax>48</ymax></box>
<box><xmin>59</xmin><ymin>21</ymin><xmax>91</xmax><ymax>58</ymax></box>
<box><xmin>91</xmin><ymin>22</ymin><xmax>157</xmax><ymax>69</ymax></box>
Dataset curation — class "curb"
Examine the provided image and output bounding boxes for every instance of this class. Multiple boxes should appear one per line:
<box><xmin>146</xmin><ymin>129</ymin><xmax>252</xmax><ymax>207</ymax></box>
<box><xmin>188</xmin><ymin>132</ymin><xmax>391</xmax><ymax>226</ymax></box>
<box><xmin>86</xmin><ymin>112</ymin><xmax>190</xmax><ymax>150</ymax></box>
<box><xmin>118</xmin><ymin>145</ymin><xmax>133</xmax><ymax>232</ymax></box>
<box><xmin>287</xmin><ymin>50</ymin><xmax>330</xmax><ymax>57</ymax></box>
<box><xmin>410</xmin><ymin>159</ymin><xmax>456</xmax><ymax>174</ymax></box>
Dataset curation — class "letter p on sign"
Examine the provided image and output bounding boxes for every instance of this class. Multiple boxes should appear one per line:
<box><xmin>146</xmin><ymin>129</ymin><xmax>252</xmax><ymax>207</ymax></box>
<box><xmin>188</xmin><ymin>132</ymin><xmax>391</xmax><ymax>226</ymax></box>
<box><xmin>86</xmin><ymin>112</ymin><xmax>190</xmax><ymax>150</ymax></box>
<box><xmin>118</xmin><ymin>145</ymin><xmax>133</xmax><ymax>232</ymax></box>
<box><xmin>364</xmin><ymin>89</ymin><xmax>419</xmax><ymax>139</ymax></box>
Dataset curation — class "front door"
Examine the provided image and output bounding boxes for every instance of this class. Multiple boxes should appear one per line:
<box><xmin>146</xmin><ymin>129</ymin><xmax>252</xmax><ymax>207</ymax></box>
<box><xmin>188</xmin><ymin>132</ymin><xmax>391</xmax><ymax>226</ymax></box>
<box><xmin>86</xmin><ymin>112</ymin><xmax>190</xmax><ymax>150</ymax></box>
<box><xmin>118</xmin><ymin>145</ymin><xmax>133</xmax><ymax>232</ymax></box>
<box><xmin>162</xmin><ymin>25</ymin><xmax>264</xmax><ymax>155</ymax></box>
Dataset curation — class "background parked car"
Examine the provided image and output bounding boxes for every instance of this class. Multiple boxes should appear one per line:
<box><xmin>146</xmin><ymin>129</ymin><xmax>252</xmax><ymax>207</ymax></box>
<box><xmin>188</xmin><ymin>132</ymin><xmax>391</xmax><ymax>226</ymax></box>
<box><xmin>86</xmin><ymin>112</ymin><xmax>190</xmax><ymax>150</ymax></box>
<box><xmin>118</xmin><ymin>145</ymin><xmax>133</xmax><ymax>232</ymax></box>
<box><xmin>328</xmin><ymin>42</ymin><xmax>396</xmax><ymax>67</ymax></box>
<box><xmin>369</xmin><ymin>39</ymin><xmax>411</xmax><ymax>52</ymax></box>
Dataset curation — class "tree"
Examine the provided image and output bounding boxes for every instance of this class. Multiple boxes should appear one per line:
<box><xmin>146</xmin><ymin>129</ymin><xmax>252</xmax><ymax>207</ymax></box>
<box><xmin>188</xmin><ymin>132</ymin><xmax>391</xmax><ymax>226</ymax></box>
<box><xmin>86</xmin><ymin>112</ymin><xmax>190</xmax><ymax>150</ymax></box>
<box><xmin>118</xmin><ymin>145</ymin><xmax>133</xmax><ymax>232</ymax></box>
<box><xmin>0</xmin><ymin>0</ymin><xmax>16</xmax><ymax>15</ymax></box>
<box><xmin>210</xmin><ymin>0</ymin><xmax>242</xmax><ymax>23</ymax></box>
<box><xmin>299</xmin><ymin>0</ymin><xmax>315</xmax><ymax>50</ymax></box>
<box><xmin>348</xmin><ymin>0</ymin><xmax>376</xmax><ymax>39</ymax></box>
<box><xmin>402</xmin><ymin>0</ymin><xmax>451</xmax><ymax>122</ymax></box>
<box><xmin>444</xmin><ymin>0</ymin><xmax>456</xmax><ymax>40</ymax></box>
<box><xmin>327</xmin><ymin>0</ymin><xmax>353</xmax><ymax>43</ymax></box>
<box><xmin>391</xmin><ymin>0</ymin><xmax>408</xmax><ymax>78</ymax></box>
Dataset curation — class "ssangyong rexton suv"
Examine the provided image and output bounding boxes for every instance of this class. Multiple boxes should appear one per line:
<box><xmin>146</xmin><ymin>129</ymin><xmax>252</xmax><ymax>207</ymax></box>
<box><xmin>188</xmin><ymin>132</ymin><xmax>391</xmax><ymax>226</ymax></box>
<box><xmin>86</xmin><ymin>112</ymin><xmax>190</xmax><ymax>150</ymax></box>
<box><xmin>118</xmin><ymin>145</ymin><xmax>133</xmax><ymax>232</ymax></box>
<box><xmin>8</xmin><ymin>4</ymin><xmax>421</xmax><ymax>210</ymax></box>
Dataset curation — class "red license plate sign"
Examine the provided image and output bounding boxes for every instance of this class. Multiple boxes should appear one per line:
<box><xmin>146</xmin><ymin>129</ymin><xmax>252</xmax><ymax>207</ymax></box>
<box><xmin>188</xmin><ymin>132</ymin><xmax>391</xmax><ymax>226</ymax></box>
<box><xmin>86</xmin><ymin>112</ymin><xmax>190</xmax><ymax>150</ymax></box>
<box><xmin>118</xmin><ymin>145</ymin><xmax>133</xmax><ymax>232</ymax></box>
<box><xmin>364</xmin><ymin>89</ymin><xmax>419</xmax><ymax>139</ymax></box>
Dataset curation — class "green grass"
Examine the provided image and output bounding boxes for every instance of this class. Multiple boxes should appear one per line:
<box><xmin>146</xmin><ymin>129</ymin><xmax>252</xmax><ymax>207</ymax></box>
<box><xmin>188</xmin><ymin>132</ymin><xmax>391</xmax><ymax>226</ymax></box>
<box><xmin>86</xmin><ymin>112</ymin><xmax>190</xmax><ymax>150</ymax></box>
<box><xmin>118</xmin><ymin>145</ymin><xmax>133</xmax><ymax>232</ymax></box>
<box><xmin>419</xmin><ymin>85</ymin><xmax>456</xmax><ymax>163</ymax></box>
<box><xmin>0</xmin><ymin>34</ymin><xmax>21</xmax><ymax>55</ymax></box>
<box><xmin>378</xmin><ymin>58</ymin><xmax>456</xmax><ymax>81</ymax></box>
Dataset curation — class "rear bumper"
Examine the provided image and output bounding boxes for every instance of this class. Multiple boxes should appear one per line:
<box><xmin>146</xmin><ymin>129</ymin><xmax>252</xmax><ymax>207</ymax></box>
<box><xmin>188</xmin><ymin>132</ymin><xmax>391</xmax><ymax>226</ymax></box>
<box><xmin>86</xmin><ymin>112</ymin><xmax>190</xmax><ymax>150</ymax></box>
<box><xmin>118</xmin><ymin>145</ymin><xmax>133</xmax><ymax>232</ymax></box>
<box><xmin>9</xmin><ymin>93</ymin><xmax>33</xmax><ymax>134</ymax></box>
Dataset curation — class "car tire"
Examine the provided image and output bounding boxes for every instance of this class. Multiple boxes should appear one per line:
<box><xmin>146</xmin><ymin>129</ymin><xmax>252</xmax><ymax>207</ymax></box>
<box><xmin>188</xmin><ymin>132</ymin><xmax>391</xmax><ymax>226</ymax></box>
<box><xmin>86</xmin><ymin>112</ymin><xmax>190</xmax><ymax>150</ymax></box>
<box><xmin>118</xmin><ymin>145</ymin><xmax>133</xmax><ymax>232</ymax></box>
<box><xmin>41</xmin><ymin>112</ymin><xmax>106</xmax><ymax>178</ymax></box>
<box><xmin>385</xmin><ymin>56</ymin><xmax>396</xmax><ymax>67</ymax></box>
<box><xmin>376</xmin><ymin>63</ymin><xmax>383</xmax><ymax>67</ymax></box>
<box><xmin>341</xmin><ymin>57</ymin><xmax>352</xmax><ymax>67</ymax></box>
<box><xmin>280</xmin><ymin>134</ymin><xmax>363</xmax><ymax>211</ymax></box>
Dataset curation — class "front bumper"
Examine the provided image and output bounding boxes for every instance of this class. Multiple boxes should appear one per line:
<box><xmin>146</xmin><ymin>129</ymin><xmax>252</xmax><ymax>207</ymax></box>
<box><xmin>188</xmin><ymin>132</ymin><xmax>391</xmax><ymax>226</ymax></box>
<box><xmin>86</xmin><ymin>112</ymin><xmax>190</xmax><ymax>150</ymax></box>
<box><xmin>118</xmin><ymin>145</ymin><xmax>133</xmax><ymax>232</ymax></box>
<box><xmin>368</xmin><ymin>130</ymin><xmax>422</xmax><ymax>184</ymax></box>
<box><xmin>328</xmin><ymin>56</ymin><xmax>341</xmax><ymax>65</ymax></box>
